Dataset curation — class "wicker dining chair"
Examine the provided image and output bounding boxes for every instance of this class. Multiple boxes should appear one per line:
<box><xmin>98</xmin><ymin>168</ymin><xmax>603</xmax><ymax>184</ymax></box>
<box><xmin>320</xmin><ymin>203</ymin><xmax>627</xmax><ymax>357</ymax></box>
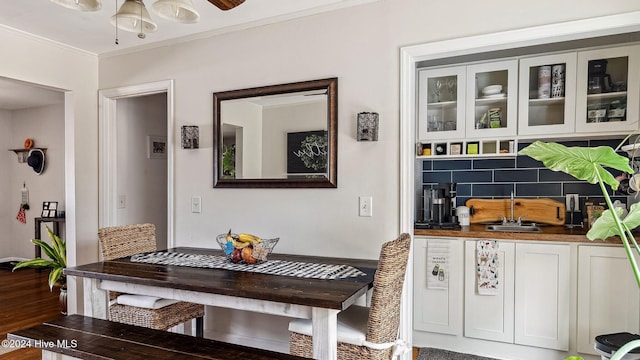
<box><xmin>288</xmin><ymin>233</ymin><xmax>412</xmax><ymax>360</ymax></box>
<box><xmin>98</xmin><ymin>223</ymin><xmax>205</xmax><ymax>337</ymax></box>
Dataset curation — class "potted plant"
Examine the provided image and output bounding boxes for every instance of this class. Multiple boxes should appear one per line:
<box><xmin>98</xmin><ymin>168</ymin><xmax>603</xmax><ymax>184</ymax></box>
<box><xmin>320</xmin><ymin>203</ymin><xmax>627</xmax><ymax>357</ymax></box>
<box><xmin>520</xmin><ymin>140</ymin><xmax>640</xmax><ymax>360</ymax></box>
<box><xmin>12</xmin><ymin>225</ymin><xmax>67</xmax><ymax>314</ymax></box>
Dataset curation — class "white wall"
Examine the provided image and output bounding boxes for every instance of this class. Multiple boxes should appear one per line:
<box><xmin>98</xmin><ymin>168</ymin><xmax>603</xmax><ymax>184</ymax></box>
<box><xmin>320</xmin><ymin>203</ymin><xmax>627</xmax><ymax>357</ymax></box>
<box><xmin>0</xmin><ymin>25</ymin><xmax>99</xmax><ymax>314</ymax></box>
<box><xmin>8</xmin><ymin>104</ymin><xmax>65</xmax><ymax>259</ymax></box>
<box><xmin>95</xmin><ymin>0</ymin><xmax>640</xmax><ymax>350</ymax></box>
<box><xmin>116</xmin><ymin>94</ymin><xmax>168</xmax><ymax>249</ymax></box>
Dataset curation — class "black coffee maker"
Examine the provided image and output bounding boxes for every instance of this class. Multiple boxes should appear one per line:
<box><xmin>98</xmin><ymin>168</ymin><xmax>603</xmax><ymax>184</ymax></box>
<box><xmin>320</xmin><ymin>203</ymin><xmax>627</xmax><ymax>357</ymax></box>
<box><xmin>588</xmin><ymin>59</ymin><xmax>612</xmax><ymax>94</ymax></box>
<box><xmin>417</xmin><ymin>182</ymin><xmax>459</xmax><ymax>229</ymax></box>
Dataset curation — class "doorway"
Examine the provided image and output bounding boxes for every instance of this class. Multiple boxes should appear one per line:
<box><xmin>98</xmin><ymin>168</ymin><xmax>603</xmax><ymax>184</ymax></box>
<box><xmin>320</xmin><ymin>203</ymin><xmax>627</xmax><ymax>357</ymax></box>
<box><xmin>98</xmin><ymin>80</ymin><xmax>175</xmax><ymax>249</ymax></box>
<box><xmin>0</xmin><ymin>77</ymin><xmax>68</xmax><ymax>263</ymax></box>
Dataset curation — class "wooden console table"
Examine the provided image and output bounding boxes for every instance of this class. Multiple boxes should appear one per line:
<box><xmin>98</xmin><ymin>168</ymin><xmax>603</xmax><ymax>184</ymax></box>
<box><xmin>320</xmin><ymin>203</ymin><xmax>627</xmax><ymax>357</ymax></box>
<box><xmin>34</xmin><ymin>217</ymin><xmax>65</xmax><ymax>258</ymax></box>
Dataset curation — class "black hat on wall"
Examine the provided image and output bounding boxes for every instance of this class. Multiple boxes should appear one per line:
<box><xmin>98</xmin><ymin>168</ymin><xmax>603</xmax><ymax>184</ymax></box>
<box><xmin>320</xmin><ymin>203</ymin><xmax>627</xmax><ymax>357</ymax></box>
<box><xmin>27</xmin><ymin>149</ymin><xmax>45</xmax><ymax>175</ymax></box>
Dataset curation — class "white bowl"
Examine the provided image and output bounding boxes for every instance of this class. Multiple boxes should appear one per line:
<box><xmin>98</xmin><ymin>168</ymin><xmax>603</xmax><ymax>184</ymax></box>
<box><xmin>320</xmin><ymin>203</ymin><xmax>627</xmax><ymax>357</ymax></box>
<box><xmin>482</xmin><ymin>85</ymin><xmax>503</xmax><ymax>95</ymax></box>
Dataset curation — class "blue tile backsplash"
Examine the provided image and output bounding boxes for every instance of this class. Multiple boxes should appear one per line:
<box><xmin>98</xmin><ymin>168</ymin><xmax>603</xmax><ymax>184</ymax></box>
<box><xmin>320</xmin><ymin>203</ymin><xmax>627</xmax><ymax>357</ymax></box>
<box><xmin>417</xmin><ymin>138</ymin><xmax>629</xmax><ymax>218</ymax></box>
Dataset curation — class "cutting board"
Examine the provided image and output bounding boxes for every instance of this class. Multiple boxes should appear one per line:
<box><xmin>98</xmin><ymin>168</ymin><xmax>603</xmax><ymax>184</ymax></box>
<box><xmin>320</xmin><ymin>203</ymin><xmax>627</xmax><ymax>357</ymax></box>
<box><xmin>466</xmin><ymin>198</ymin><xmax>566</xmax><ymax>225</ymax></box>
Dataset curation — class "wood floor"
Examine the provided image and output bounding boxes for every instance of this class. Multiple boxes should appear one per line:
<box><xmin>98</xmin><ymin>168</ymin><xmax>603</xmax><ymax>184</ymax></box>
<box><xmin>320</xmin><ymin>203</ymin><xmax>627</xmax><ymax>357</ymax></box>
<box><xmin>0</xmin><ymin>268</ymin><xmax>62</xmax><ymax>360</ymax></box>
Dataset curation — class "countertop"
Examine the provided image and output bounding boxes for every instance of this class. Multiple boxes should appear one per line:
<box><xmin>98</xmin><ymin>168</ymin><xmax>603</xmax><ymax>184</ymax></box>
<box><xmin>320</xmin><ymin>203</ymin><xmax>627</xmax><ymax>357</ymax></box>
<box><xmin>414</xmin><ymin>223</ymin><xmax>624</xmax><ymax>244</ymax></box>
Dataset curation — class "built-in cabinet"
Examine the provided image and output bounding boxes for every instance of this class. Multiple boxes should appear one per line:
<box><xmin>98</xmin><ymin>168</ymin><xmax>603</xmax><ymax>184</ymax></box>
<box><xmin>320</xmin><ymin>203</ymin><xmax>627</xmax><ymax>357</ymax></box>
<box><xmin>413</xmin><ymin>237</ymin><xmax>463</xmax><ymax>335</ymax></box>
<box><xmin>416</xmin><ymin>43</ymin><xmax>640</xmax><ymax>158</ymax></box>
<box><xmin>575</xmin><ymin>45</ymin><xmax>640</xmax><ymax>133</ymax></box>
<box><xmin>413</xmin><ymin>236</ymin><xmax>627</xmax><ymax>358</ymax></box>
<box><xmin>517</xmin><ymin>53</ymin><xmax>577</xmax><ymax>136</ymax></box>
<box><xmin>576</xmin><ymin>245</ymin><xmax>640</xmax><ymax>355</ymax></box>
<box><xmin>462</xmin><ymin>240</ymin><xmax>570</xmax><ymax>351</ymax></box>
<box><xmin>418</xmin><ymin>66</ymin><xmax>466</xmax><ymax>141</ymax></box>
<box><xmin>513</xmin><ymin>242</ymin><xmax>570</xmax><ymax>351</ymax></box>
<box><xmin>464</xmin><ymin>241</ymin><xmax>515</xmax><ymax>343</ymax></box>
<box><xmin>417</xmin><ymin>60</ymin><xmax>518</xmax><ymax>158</ymax></box>
<box><xmin>465</xmin><ymin>60</ymin><xmax>518</xmax><ymax>138</ymax></box>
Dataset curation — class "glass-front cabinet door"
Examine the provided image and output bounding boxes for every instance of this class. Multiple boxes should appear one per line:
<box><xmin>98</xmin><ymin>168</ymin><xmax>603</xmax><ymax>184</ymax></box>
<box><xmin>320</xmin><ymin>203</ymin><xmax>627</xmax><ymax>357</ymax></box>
<box><xmin>575</xmin><ymin>45</ymin><xmax>640</xmax><ymax>133</ymax></box>
<box><xmin>417</xmin><ymin>66</ymin><xmax>466</xmax><ymax>141</ymax></box>
<box><xmin>518</xmin><ymin>53</ymin><xmax>577</xmax><ymax>136</ymax></box>
<box><xmin>465</xmin><ymin>59</ymin><xmax>518</xmax><ymax>138</ymax></box>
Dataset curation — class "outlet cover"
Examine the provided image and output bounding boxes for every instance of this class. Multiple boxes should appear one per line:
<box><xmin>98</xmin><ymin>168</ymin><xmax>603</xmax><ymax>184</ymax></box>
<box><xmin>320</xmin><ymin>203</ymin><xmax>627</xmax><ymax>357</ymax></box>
<box><xmin>117</xmin><ymin>195</ymin><xmax>126</xmax><ymax>209</ymax></box>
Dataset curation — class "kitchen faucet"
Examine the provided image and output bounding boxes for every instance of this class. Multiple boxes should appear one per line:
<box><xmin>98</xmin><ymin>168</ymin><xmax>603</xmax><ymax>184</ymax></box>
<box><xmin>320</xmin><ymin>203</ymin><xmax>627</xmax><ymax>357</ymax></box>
<box><xmin>510</xmin><ymin>191</ymin><xmax>515</xmax><ymax>223</ymax></box>
<box><xmin>501</xmin><ymin>191</ymin><xmax>524</xmax><ymax>225</ymax></box>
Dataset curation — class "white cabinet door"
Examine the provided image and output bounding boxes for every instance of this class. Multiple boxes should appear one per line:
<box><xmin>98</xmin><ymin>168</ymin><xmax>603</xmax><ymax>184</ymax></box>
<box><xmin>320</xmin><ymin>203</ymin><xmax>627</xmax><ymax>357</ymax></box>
<box><xmin>575</xmin><ymin>45</ymin><xmax>640</xmax><ymax>133</ymax></box>
<box><xmin>514</xmin><ymin>243</ymin><xmax>570</xmax><ymax>351</ymax></box>
<box><xmin>464</xmin><ymin>240</ymin><xmax>515</xmax><ymax>343</ymax></box>
<box><xmin>465</xmin><ymin>59</ymin><xmax>518</xmax><ymax>138</ymax></box>
<box><xmin>576</xmin><ymin>245</ymin><xmax>640</xmax><ymax>355</ymax></box>
<box><xmin>518</xmin><ymin>53</ymin><xmax>577</xmax><ymax>136</ymax></box>
<box><xmin>413</xmin><ymin>237</ymin><xmax>463</xmax><ymax>335</ymax></box>
<box><xmin>417</xmin><ymin>67</ymin><xmax>466</xmax><ymax>141</ymax></box>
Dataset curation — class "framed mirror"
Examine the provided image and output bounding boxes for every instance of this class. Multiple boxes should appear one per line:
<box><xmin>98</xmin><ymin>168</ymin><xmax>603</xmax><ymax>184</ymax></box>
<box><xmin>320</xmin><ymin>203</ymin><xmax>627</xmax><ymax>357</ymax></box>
<box><xmin>213</xmin><ymin>78</ymin><xmax>338</xmax><ymax>188</ymax></box>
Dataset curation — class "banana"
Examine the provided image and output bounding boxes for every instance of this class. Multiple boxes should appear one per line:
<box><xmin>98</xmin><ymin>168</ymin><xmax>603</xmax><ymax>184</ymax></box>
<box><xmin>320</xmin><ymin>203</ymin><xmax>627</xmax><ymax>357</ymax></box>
<box><xmin>232</xmin><ymin>239</ymin><xmax>250</xmax><ymax>249</ymax></box>
<box><xmin>238</xmin><ymin>233</ymin><xmax>261</xmax><ymax>244</ymax></box>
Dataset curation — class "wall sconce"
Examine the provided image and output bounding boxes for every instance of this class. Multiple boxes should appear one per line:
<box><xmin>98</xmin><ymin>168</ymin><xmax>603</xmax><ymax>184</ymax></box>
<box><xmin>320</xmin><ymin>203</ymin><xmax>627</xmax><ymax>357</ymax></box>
<box><xmin>181</xmin><ymin>125</ymin><xmax>199</xmax><ymax>149</ymax></box>
<box><xmin>357</xmin><ymin>112</ymin><xmax>379</xmax><ymax>141</ymax></box>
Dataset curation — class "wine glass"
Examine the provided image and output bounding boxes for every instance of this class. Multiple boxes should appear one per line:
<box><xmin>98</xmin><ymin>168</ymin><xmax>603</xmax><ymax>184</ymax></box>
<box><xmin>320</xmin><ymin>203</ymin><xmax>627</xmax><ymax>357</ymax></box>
<box><xmin>446</xmin><ymin>79</ymin><xmax>456</xmax><ymax>101</ymax></box>
<box><xmin>432</xmin><ymin>80</ymin><xmax>442</xmax><ymax>102</ymax></box>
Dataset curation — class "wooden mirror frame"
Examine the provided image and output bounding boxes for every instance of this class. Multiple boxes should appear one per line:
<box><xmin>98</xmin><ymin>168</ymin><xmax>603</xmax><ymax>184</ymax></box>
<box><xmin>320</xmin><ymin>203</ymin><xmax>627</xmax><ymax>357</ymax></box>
<box><xmin>213</xmin><ymin>77</ymin><xmax>338</xmax><ymax>188</ymax></box>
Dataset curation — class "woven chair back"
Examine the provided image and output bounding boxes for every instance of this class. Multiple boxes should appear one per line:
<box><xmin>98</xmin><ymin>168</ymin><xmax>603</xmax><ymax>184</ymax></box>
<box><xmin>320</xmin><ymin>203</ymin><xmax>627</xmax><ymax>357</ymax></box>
<box><xmin>98</xmin><ymin>223</ymin><xmax>157</xmax><ymax>261</ymax></box>
<box><xmin>366</xmin><ymin>233</ymin><xmax>411</xmax><ymax>345</ymax></box>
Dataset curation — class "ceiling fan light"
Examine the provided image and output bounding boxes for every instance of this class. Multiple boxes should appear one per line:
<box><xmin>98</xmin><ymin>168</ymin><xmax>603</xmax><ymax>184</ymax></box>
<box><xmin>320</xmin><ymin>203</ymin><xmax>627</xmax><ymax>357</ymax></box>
<box><xmin>152</xmin><ymin>0</ymin><xmax>200</xmax><ymax>24</ymax></box>
<box><xmin>50</xmin><ymin>0</ymin><xmax>102</xmax><ymax>11</ymax></box>
<box><xmin>110</xmin><ymin>0</ymin><xmax>158</xmax><ymax>33</ymax></box>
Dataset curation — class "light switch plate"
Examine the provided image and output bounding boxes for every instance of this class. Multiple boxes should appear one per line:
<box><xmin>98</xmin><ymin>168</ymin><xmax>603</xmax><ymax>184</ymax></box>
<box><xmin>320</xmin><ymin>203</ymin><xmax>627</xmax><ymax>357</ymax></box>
<box><xmin>191</xmin><ymin>196</ymin><xmax>201</xmax><ymax>213</ymax></box>
<box><xmin>359</xmin><ymin>196</ymin><xmax>372</xmax><ymax>217</ymax></box>
<box><xmin>565</xmin><ymin>194</ymin><xmax>579</xmax><ymax>212</ymax></box>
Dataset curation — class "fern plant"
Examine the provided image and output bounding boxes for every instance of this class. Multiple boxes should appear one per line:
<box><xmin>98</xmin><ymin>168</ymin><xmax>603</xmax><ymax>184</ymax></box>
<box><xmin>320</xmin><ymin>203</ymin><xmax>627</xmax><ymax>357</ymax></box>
<box><xmin>12</xmin><ymin>225</ymin><xmax>66</xmax><ymax>290</ymax></box>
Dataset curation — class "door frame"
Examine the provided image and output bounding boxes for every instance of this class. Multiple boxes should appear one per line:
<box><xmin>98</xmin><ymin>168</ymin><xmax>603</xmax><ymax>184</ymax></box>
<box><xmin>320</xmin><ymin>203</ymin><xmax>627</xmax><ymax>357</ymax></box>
<box><xmin>98</xmin><ymin>80</ymin><xmax>175</xmax><ymax>247</ymax></box>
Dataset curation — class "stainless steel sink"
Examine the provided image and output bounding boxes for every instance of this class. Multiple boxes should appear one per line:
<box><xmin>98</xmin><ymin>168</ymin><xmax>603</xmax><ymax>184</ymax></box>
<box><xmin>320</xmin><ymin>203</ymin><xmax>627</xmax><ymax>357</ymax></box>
<box><xmin>485</xmin><ymin>224</ymin><xmax>542</xmax><ymax>233</ymax></box>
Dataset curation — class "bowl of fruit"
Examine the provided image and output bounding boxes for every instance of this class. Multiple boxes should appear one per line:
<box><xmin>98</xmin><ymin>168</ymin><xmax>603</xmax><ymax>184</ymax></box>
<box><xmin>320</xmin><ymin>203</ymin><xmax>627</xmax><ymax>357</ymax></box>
<box><xmin>216</xmin><ymin>230</ymin><xmax>279</xmax><ymax>264</ymax></box>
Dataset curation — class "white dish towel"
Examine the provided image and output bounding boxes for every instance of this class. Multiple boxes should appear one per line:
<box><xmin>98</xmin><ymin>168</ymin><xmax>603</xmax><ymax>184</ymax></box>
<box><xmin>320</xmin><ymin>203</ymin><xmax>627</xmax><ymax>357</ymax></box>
<box><xmin>427</xmin><ymin>239</ymin><xmax>449</xmax><ymax>289</ymax></box>
<box><xmin>116</xmin><ymin>294</ymin><xmax>179</xmax><ymax>309</ymax></box>
<box><xmin>476</xmin><ymin>240</ymin><xmax>499</xmax><ymax>295</ymax></box>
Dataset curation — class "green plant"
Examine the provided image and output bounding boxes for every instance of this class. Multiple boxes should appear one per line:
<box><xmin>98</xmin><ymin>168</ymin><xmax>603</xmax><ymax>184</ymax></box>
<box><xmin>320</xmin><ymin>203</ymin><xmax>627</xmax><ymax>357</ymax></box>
<box><xmin>12</xmin><ymin>225</ymin><xmax>66</xmax><ymax>290</ymax></box>
<box><xmin>222</xmin><ymin>144</ymin><xmax>236</xmax><ymax>178</ymax></box>
<box><xmin>520</xmin><ymin>141</ymin><xmax>640</xmax><ymax>360</ymax></box>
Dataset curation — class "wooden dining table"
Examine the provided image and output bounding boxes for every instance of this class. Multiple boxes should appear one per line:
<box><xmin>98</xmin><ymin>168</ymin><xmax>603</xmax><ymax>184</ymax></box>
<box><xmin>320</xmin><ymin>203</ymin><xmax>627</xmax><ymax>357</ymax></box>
<box><xmin>64</xmin><ymin>247</ymin><xmax>378</xmax><ymax>360</ymax></box>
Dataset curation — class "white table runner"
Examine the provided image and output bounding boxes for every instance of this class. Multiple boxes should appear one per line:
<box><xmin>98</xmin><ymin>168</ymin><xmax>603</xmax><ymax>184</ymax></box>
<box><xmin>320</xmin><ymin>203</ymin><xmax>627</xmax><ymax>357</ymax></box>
<box><xmin>130</xmin><ymin>251</ymin><xmax>367</xmax><ymax>280</ymax></box>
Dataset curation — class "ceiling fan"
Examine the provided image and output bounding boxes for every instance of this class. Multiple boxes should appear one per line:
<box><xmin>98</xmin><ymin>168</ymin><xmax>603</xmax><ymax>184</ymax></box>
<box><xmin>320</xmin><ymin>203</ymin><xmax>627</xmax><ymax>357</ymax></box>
<box><xmin>207</xmin><ymin>0</ymin><xmax>245</xmax><ymax>11</ymax></box>
<box><xmin>50</xmin><ymin>0</ymin><xmax>246</xmax><ymax>41</ymax></box>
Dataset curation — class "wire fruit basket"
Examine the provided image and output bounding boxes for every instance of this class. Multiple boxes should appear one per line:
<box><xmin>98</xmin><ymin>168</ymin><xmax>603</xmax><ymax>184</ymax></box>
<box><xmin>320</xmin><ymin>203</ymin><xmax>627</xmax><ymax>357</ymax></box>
<box><xmin>216</xmin><ymin>232</ymin><xmax>279</xmax><ymax>264</ymax></box>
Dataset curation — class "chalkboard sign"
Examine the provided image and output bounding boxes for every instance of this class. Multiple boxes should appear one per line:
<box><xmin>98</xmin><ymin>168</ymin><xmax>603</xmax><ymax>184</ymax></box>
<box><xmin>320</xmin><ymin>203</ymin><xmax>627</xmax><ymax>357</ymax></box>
<box><xmin>287</xmin><ymin>130</ymin><xmax>328</xmax><ymax>174</ymax></box>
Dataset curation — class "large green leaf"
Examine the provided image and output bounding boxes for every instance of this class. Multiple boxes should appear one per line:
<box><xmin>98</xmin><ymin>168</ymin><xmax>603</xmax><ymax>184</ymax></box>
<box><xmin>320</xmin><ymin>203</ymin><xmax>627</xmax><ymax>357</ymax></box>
<box><xmin>621</xmin><ymin>203</ymin><xmax>640</xmax><ymax>233</ymax></box>
<box><xmin>12</xmin><ymin>258</ymin><xmax>57</xmax><ymax>270</ymax></box>
<box><xmin>587</xmin><ymin>203</ymin><xmax>640</xmax><ymax>240</ymax></box>
<box><xmin>519</xmin><ymin>141</ymin><xmax>632</xmax><ymax>190</ymax></box>
<box><xmin>32</xmin><ymin>239</ymin><xmax>64</xmax><ymax>266</ymax></box>
<box><xmin>48</xmin><ymin>266</ymin><xmax>64</xmax><ymax>290</ymax></box>
<box><xmin>46</xmin><ymin>225</ymin><xmax>66</xmax><ymax>267</ymax></box>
